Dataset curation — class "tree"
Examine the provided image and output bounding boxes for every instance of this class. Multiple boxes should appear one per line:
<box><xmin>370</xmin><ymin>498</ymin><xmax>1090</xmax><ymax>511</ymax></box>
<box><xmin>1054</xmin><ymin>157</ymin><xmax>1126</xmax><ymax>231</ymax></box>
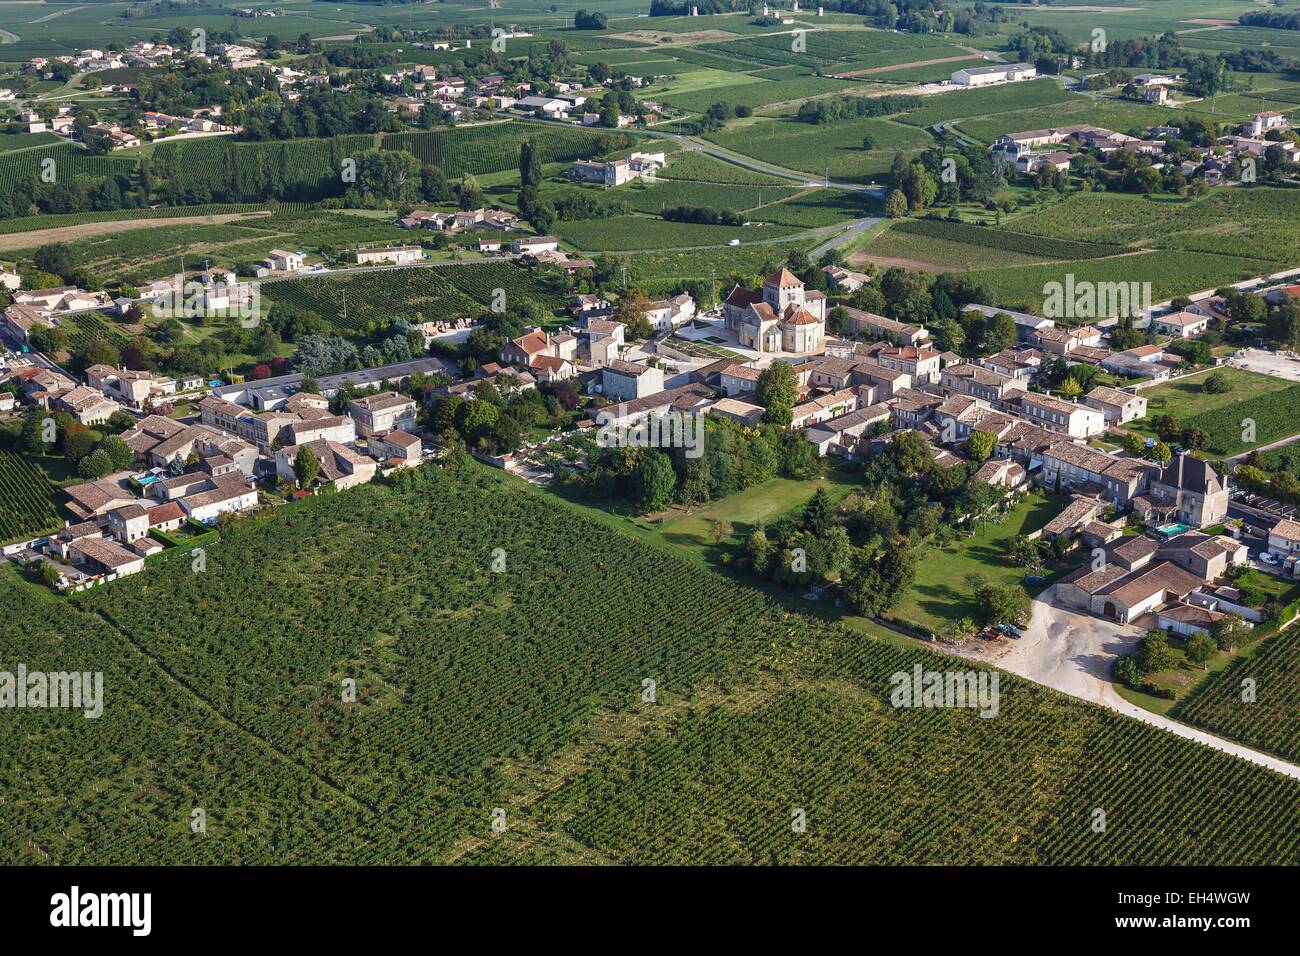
<box><xmin>77</xmin><ymin>448</ymin><xmax>113</xmax><ymax>479</ymax></box>
<box><xmin>616</xmin><ymin>291</ymin><xmax>652</xmax><ymax>341</ymax></box>
<box><xmin>802</xmin><ymin>487</ymin><xmax>834</xmax><ymax>537</ymax></box>
<box><xmin>883</xmin><ymin>189</ymin><xmax>908</xmax><ymax>218</ymax></box>
<box><xmin>20</xmin><ymin>408</ymin><xmax>52</xmax><ymax>453</ymax></box>
<box><xmin>636</xmin><ymin>450</ymin><xmax>676</xmax><ymax>513</ymax></box>
<box><xmin>1202</xmin><ymin>370</ymin><xmax>1230</xmax><ymax>394</ymax></box>
<box><xmin>1150</xmin><ymin>441</ymin><xmax>1172</xmax><ymax>465</ymax></box>
<box><xmin>1210</xmin><ymin>613</ymin><xmax>1250</xmax><ymax>652</ymax></box>
<box><xmin>519</xmin><ymin>139</ymin><xmax>542</xmax><ymax>188</ymax></box>
<box><xmin>293</xmin><ymin>445</ymin><xmax>320</xmax><ymax>489</ymax></box>
<box><xmin>97</xmin><ymin>435</ymin><xmax>134</xmax><ymax>471</ymax></box>
<box><xmin>1139</xmin><ymin>631</ymin><xmax>1177</xmax><ymax>674</ymax></box>
<box><xmin>972</xmin><ymin>581</ymin><xmax>1028</xmax><ymax>627</ymax></box>
<box><xmin>965</xmin><ymin>430</ymin><xmax>997</xmax><ymax>463</ymax></box>
<box><xmin>709</xmin><ymin>519</ymin><xmax>733</xmax><ymax>544</ymax></box>
<box><xmin>890</xmin><ymin>430</ymin><xmax>932</xmax><ymax>475</ymax></box>
<box><xmin>755</xmin><ymin>362</ymin><xmax>798</xmax><ymax>426</ymax></box>
<box><xmin>1185</xmin><ymin>632</ymin><xmax>1216</xmax><ymax>669</ymax></box>
<box><xmin>984</xmin><ymin>312</ymin><xmax>1017</xmax><ymax>354</ymax></box>
<box><xmin>1113</xmin><ymin>655</ymin><xmax>1143</xmax><ymax>687</ymax></box>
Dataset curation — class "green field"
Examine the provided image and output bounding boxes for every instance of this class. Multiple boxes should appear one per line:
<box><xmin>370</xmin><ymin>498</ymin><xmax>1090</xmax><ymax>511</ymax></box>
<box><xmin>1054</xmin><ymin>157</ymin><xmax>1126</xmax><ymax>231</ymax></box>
<box><xmin>7</xmin><ymin>463</ymin><xmax>1300</xmax><ymax>863</ymax></box>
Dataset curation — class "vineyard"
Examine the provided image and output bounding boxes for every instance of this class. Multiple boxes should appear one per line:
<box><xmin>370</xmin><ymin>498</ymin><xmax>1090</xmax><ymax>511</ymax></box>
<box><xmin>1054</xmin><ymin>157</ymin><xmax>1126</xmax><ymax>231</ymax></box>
<box><xmin>261</xmin><ymin>262</ymin><xmax>566</xmax><ymax>335</ymax></box>
<box><xmin>0</xmin><ymin>452</ymin><xmax>61</xmax><ymax>543</ymax></box>
<box><xmin>380</xmin><ymin>123</ymin><xmax>620</xmax><ymax>178</ymax></box>
<box><xmin>890</xmin><ymin>219</ymin><xmax>1130</xmax><ymax>261</ymax></box>
<box><xmin>1</xmin><ymin>465</ymin><xmax>1299</xmax><ymax>863</ymax></box>
<box><xmin>1178</xmin><ymin>383</ymin><xmax>1300</xmax><ymax>456</ymax></box>
<box><xmin>1176</xmin><ymin>630</ymin><xmax>1300</xmax><ymax>765</ymax></box>
<box><xmin>54</xmin><ymin>312</ymin><xmax>133</xmax><ymax>353</ymax></box>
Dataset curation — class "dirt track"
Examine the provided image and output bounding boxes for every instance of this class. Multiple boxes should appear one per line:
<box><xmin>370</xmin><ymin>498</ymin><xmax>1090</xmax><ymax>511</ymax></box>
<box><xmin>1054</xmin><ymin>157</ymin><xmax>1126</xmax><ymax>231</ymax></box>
<box><xmin>0</xmin><ymin>211</ymin><xmax>270</xmax><ymax>252</ymax></box>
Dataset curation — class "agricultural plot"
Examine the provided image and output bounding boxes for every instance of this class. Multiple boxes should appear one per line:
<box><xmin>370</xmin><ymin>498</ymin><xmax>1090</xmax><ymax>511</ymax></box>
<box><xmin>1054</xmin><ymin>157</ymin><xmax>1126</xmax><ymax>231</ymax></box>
<box><xmin>965</xmin><ymin>250</ymin><xmax>1284</xmax><ymax>312</ymax></box>
<box><xmin>605</xmin><ymin>179</ymin><xmax>801</xmax><ymax>216</ymax></box>
<box><xmin>1175</xmin><ymin>382</ymin><xmax>1300</xmax><ymax>457</ymax></box>
<box><xmin>55</xmin><ymin>312</ymin><xmax>134</xmax><ymax>353</ymax></box>
<box><xmin>0</xmin><ymin>204</ymin><xmax>274</xmax><ymax>238</ymax></box>
<box><xmin>555</xmin><ymin>215</ymin><xmax>799</xmax><ymax>251</ymax></box>
<box><xmin>261</xmin><ymin>262</ymin><xmax>565</xmax><ymax>336</ymax></box>
<box><xmin>893</xmin><ymin>79</ymin><xmax>1076</xmax><ymax>129</ymax></box>
<box><xmin>888</xmin><ymin>219</ymin><xmax>1130</xmax><ymax>261</ymax></box>
<box><xmin>4</xmin><ymin>466</ymin><xmax>1298</xmax><ymax>864</ymax></box>
<box><xmin>658</xmin><ymin>151</ymin><xmax>791</xmax><ymax>186</ymax></box>
<box><xmin>956</xmin><ymin>98</ymin><xmax>1205</xmax><ymax>145</ymax></box>
<box><xmin>625</xmin><ymin>238</ymin><xmax>820</xmax><ymax>285</ymax></box>
<box><xmin>1176</xmin><ymin>628</ymin><xmax>1300</xmax><ymax>764</ymax></box>
<box><xmin>705</xmin><ymin>115</ymin><xmax>932</xmax><ymax>183</ymax></box>
<box><xmin>0</xmin><ymin>131</ymin><xmax>64</xmax><ymax>153</ymax></box>
<box><xmin>0</xmin><ymin>452</ymin><xmax>61</xmax><ymax>544</ymax></box>
<box><xmin>1007</xmin><ymin>188</ymin><xmax>1300</xmax><ymax>266</ymax></box>
<box><xmin>654</xmin><ymin>74</ymin><xmax>861</xmax><ymax>113</ymax></box>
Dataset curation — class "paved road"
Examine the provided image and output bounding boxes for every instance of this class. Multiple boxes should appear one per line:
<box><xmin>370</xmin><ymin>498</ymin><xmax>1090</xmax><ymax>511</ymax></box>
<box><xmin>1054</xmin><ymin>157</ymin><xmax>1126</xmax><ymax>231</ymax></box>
<box><xmin>809</xmin><ymin>216</ymin><xmax>881</xmax><ymax>259</ymax></box>
<box><xmin>993</xmin><ymin>589</ymin><xmax>1300</xmax><ymax>780</ymax></box>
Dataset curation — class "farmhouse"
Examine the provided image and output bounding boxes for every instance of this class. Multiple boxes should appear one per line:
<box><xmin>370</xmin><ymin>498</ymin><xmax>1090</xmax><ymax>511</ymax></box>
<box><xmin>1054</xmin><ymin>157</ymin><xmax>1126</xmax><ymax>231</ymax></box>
<box><xmin>348</xmin><ymin>391</ymin><xmax>418</xmax><ymax>438</ymax></box>
<box><xmin>1150</xmin><ymin>310</ymin><xmax>1211</xmax><ymax>338</ymax></box>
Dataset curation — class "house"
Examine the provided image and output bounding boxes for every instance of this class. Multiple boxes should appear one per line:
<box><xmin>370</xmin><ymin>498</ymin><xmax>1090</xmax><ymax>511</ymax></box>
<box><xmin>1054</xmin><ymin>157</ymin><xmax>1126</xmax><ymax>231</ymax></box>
<box><xmin>1058</xmin><ymin>558</ymin><xmax>1202</xmax><ymax>623</ymax></box>
<box><xmin>804</xmin><ymin>404</ymin><xmax>891</xmax><ymax>456</ymax></box>
<box><xmin>719</xmin><ymin>363</ymin><xmax>762</xmax><ymax>398</ymax></box>
<box><xmin>1268</xmin><ymin>517</ymin><xmax>1300</xmax><ymax>562</ymax></box>
<box><xmin>841</xmin><ymin>307</ymin><xmax>927</xmax><ymax>345</ymax></box>
<box><xmin>501</xmin><ymin>329</ymin><xmax>578</xmax><ymax>368</ymax></box>
<box><xmin>63</xmin><ymin>478</ymin><xmax>138</xmax><ymax>521</ymax></box>
<box><xmin>1151</xmin><ymin>310</ymin><xmax>1211</xmax><ymax>338</ymax></box>
<box><xmin>267</xmin><ymin>249</ymin><xmax>304</xmax><ymax>272</ymax></box>
<box><xmin>706</xmin><ymin>397</ymin><xmax>766</xmax><ymax>429</ymax></box>
<box><xmin>951</xmin><ymin>62</ymin><xmax>1036</xmax><ymax>86</ymax></box>
<box><xmin>105</xmin><ymin>503</ymin><xmax>152</xmax><ymax>545</ymax></box>
<box><xmin>529</xmin><ymin>354</ymin><xmax>577</xmax><ymax>383</ymax></box>
<box><xmin>791</xmin><ymin>387</ymin><xmax>860</xmax><ymax>429</ymax></box>
<box><xmin>368</xmin><ymin>429</ymin><xmax>423</xmax><ymax>467</ymax></box>
<box><xmin>68</xmin><ymin>536</ymin><xmax>145</xmax><ymax>578</ymax></box>
<box><xmin>178</xmin><ymin>473</ymin><xmax>258</xmax><ymax>523</ymax></box>
<box><xmin>0</xmin><ymin>267</ymin><xmax>20</xmax><ymax>292</ymax></box>
<box><xmin>513</xmin><ymin>236</ymin><xmax>560</xmax><ymax>255</ymax></box>
<box><xmin>940</xmin><ymin>362</ymin><xmax>1019</xmax><ymax>402</ymax></box>
<box><xmin>1040</xmin><ymin>442</ymin><xmax>1151</xmax><ymax>507</ymax></box>
<box><xmin>356</xmin><ymin>245</ymin><xmax>422</xmax><ymax>266</ymax></box>
<box><xmin>51</xmin><ymin>385</ymin><xmax>121</xmax><ymax>425</ymax></box>
<box><xmin>973</xmin><ymin>457</ymin><xmax>1027</xmax><ymax>490</ymax></box>
<box><xmin>1144</xmin><ymin>85</ymin><xmax>1168</xmax><ymax>105</ymax></box>
<box><xmin>348</xmin><ymin>391</ymin><xmax>417</xmax><ymax>438</ymax></box>
<box><xmin>275</xmin><ymin>440</ymin><xmax>377</xmax><ymax>491</ymax></box>
<box><xmin>601</xmin><ymin>359</ymin><xmax>664</xmax><ymax>402</ymax></box>
<box><xmin>1145</xmin><ymin>454</ymin><xmax>1229</xmax><ymax>528</ymax></box>
<box><xmin>1085</xmin><ymin>385</ymin><xmax>1147</xmax><ymax>424</ymax></box>
<box><xmin>2</xmin><ymin>304</ymin><xmax>52</xmax><ymax>342</ymax></box>
<box><xmin>1033</xmin><ymin>325</ymin><xmax>1101</xmax><ymax>356</ymax></box>
<box><xmin>723</xmin><ymin>270</ymin><xmax>826</xmax><ymax>354</ymax></box>
<box><xmin>1250</xmin><ymin>111</ymin><xmax>1287</xmax><ymax>137</ymax></box>
<box><xmin>1157</xmin><ymin>603</ymin><xmax>1227</xmax><ymax>638</ymax></box>
<box><xmin>821</xmin><ymin>265</ymin><xmax>871</xmax><ymax>293</ymax></box>
<box><xmin>644</xmin><ymin>293</ymin><xmax>695</xmax><ymax>332</ymax></box>
<box><xmin>1017</xmin><ymin>393</ymin><xmax>1106</xmax><ymax>438</ymax></box>
<box><xmin>582</xmin><ymin>318</ymin><xmax>626</xmax><ymax>364</ymax></box>
<box><xmin>85</xmin><ymin>365</ymin><xmax>176</xmax><ymax>408</ymax></box>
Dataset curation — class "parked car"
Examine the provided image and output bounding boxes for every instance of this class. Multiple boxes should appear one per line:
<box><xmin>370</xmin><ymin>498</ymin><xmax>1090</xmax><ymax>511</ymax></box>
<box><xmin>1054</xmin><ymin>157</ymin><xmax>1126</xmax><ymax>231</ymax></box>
<box><xmin>1261</xmin><ymin>552</ymin><xmax>1280</xmax><ymax>566</ymax></box>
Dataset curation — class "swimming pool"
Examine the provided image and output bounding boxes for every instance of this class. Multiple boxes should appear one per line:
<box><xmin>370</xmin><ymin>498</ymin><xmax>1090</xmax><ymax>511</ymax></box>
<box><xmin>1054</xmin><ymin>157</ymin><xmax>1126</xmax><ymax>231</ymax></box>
<box><xmin>1156</xmin><ymin>522</ymin><xmax>1192</xmax><ymax>538</ymax></box>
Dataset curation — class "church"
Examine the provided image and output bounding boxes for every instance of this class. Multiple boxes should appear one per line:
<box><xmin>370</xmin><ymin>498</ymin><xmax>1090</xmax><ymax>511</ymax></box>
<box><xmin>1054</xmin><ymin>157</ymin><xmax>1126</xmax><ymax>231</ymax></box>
<box><xmin>722</xmin><ymin>269</ymin><xmax>826</xmax><ymax>354</ymax></box>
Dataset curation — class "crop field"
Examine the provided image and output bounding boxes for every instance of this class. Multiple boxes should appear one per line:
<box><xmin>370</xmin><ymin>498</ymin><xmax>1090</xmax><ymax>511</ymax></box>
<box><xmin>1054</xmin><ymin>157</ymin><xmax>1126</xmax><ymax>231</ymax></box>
<box><xmin>1007</xmin><ymin>189</ymin><xmax>1300</xmax><ymax>265</ymax></box>
<box><xmin>658</xmin><ymin>151</ymin><xmax>791</xmax><ymax>186</ymax></box>
<box><xmin>886</xmin><ymin>220</ymin><xmax>1130</xmax><ymax>262</ymax></box>
<box><xmin>625</xmin><ymin>238</ymin><xmax>819</xmax><ymax>285</ymax></box>
<box><xmin>0</xmin><ymin>131</ymin><xmax>63</xmax><ymax>153</ymax></box>
<box><xmin>705</xmin><ymin>116</ymin><xmax>931</xmax><ymax>183</ymax></box>
<box><xmin>893</xmin><ymin>79</ymin><xmax>1076</xmax><ymax>129</ymax></box>
<box><xmin>648</xmin><ymin>73</ymin><xmax>860</xmax><ymax>114</ymax></box>
<box><xmin>965</xmin><ymin>250</ymin><xmax>1284</xmax><ymax>312</ymax></box>
<box><xmin>54</xmin><ymin>311</ymin><xmax>134</xmax><ymax>353</ymax></box>
<box><xmin>862</xmin><ymin>225</ymin><xmax>1061</xmax><ymax>271</ymax></box>
<box><xmin>1129</xmin><ymin>368</ymin><xmax>1292</xmax><ymax>430</ymax></box>
<box><xmin>956</xmin><ymin>98</ymin><xmax>1208</xmax><ymax>145</ymax></box>
<box><xmin>1175</xmin><ymin>382</ymin><xmax>1300</xmax><ymax>457</ymax></box>
<box><xmin>0</xmin><ymin>204</ymin><xmax>276</xmax><ymax>237</ymax></box>
<box><xmin>3</xmin><ymin>464</ymin><xmax>1299</xmax><ymax>863</ymax></box>
<box><xmin>555</xmin><ymin>215</ymin><xmax>799</xmax><ymax>251</ymax></box>
<box><xmin>755</xmin><ymin>188</ymin><xmax>878</xmax><ymax>228</ymax></box>
<box><xmin>261</xmin><ymin>262</ymin><xmax>565</xmax><ymax>336</ymax></box>
<box><xmin>1176</xmin><ymin>628</ymin><xmax>1300</xmax><ymax>765</ymax></box>
<box><xmin>0</xmin><ymin>452</ymin><xmax>61</xmax><ymax>544</ymax></box>
<box><xmin>696</xmin><ymin>28</ymin><xmax>954</xmax><ymax>73</ymax></box>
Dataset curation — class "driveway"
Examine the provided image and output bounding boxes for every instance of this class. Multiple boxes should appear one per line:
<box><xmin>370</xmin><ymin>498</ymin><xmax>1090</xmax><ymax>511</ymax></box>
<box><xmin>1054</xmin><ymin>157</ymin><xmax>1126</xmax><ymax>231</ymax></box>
<box><xmin>983</xmin><ymin>587</ymin><xmax>1300</xmax><ymax>780</ymax></box>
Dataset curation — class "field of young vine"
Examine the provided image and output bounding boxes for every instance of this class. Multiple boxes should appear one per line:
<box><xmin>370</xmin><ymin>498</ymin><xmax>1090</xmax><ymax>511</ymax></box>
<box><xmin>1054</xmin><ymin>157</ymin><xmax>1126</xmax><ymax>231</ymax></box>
<box><xmin>1178</xmin><ymin>383</ymin><xmax>1300</xmax><ymax>456</ymax></box>
<box><xmin>381</xmin><ymin>123</ymin><xmax>619</xmax><ymax>177</ymax></box>
<box><xmin>2</xmin><ymin>464</ymin><xmax>1298</xmax><ymax>864</ymax></box>
<box><xmin>890</xmin><ymin>219</ymin><xmax>1129</xmax><ymax>261</ymax></box>
<box><xmin>1176</xmin><ymin>630</ymin><xmax>1300</xmax><ymax>765</ymax></box>
<box><xmin>0</xmin><ymin>452</ymin><xmax>61</xmax><ymax>543</ymax></box>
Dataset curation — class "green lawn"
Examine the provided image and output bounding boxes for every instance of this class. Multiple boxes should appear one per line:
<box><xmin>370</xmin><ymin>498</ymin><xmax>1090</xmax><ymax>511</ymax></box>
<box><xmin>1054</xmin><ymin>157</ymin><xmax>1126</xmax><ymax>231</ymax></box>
<box><xmin>891</xmin><ymin>490</ymin><xmax>1066</xmax><ymax>634</ymax></box>
<box><xmin>1132</xmin><ymin>367</ymin><xmax>1292</xmax><ymax>427</ymax></box>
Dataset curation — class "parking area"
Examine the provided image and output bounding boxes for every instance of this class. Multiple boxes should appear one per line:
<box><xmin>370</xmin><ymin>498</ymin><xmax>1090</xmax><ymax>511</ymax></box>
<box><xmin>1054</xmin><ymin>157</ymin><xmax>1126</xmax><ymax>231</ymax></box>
<box><xmin>1226</xmin><ymin>348</ymin><xmax>1300</xmax><ymax>383</ymax></box>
